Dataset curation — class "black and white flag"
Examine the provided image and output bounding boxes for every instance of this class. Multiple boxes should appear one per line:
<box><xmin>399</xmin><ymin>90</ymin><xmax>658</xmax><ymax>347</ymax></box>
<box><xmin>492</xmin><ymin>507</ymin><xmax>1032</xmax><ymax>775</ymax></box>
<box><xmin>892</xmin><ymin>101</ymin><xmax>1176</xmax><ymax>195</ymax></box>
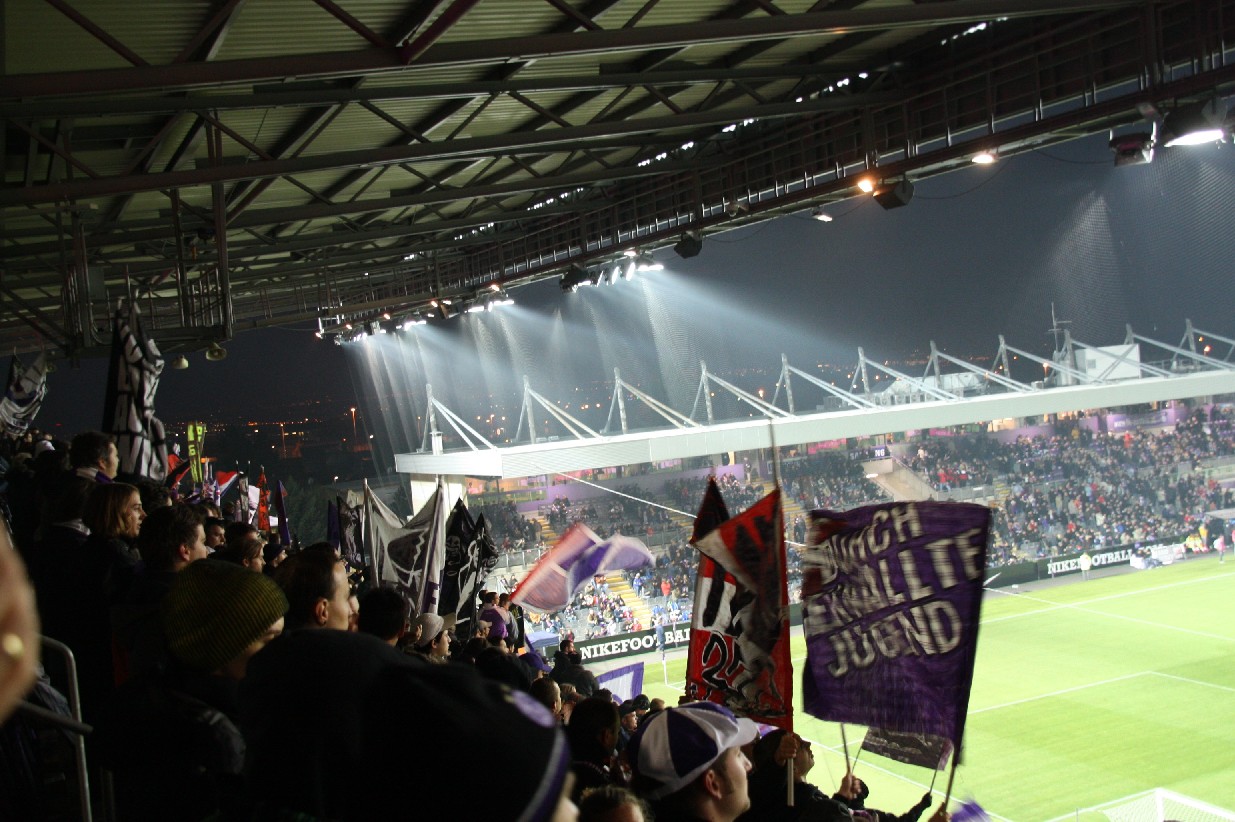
<box><xmin>0</xmin><ymin>353</ymin><xmax>49</xmax><ymax>438</ymax></box>
<box><xmin>367</xmin><ymin>480</ymin><xmax>448</xmax><ymax>615</ymax></box>
<box><xmin>439</xmin><ymin>501</ymin><xmax>499</xmax><ymax>631</ymax></box>
<box><xmin>101</xmin><ymin>306</ymin><xmax>168</xmax><ymax>481</ymax></box>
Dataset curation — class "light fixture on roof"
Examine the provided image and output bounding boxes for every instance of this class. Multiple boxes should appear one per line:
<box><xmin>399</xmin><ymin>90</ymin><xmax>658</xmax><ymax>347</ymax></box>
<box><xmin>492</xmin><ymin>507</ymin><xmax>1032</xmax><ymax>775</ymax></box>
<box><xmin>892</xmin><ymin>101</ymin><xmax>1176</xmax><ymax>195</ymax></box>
<box><xmin>635</xmin><ymin>253</ymin><xmax>662</xmax><ymax>272</ymax></box>
<box><xmin>1109</xmin><ymin>128</ymin><xmax>1155</xmax><ymax>166</ymax></box>
<box><xmin>971</xmin><ymin>149</ymin><xmax>997</xmax><ymax>165</ymax></box>
<box><xmin>170</xmin><ymin>355</ymin><xmax>189</xmax><ymax>370</ymax></box>
<box><xmin>205</xmin><ymin>342</ymin><xmax>228</xmax><ymax>362</ymax></box>
<box><xmin>810</xmin><ymin>207</ymin><xmax>833</xmax><ymax>222</ymax></box>
<box><xmin>1161</xmin><ymin>96</ymin><xmax>1229</xmax><ymax>146</ymax></box>
<box><xmin>673</xmin><ymin>232</ymin><xmax>703</xmax><ymax>259</ymax></box>
<box><xmin>491</xmin><ymin>289</ymin><xmax>514</xmax><ymax>306</ymax></box>
<box><xmin>856</xmin><ymin>177</ymin><xmax>876</xmax><ymax>194</ymax></box>
<box><xmin>464</xmin><ymin>300</ymin><xmax>487</xmax><ymax>314</ymax></box>
<box><xmin>622</xmin><ymin>249</ymin><xmax>638</xmax><ymax>258</ymax></box>
<box><xmin>873</xmin><ymin>178</ymin><xmax>914</xmax><ymax>210</ymax></box>
<box><xmin>561</xmin><ymin>263</ymin><xmax>592</xmax><ymax>292</ymax></box>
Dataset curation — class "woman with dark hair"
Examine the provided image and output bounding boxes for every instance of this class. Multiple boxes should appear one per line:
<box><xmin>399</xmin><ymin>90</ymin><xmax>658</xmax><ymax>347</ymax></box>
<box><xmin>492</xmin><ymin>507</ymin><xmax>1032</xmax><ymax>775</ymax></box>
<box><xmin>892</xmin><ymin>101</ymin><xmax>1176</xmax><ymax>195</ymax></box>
<box><xmin>212</xmin><ymin>532</ymin><xmax>266</xmax><ymax>573</ymax></box>
<box><xmin>82</xmin><ymin>482</ymin><xmax>146</xmax><ymax>597</ymax></box>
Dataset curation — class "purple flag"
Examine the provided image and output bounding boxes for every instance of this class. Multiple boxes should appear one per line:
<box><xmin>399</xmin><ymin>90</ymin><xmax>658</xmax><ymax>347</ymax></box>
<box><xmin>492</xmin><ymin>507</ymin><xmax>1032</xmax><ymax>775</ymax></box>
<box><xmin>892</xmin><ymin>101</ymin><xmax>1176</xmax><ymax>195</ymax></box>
<box><xmin>512</xmin><ymin>523</ymin><xmax>653</xmax><ymax>613</ymax></box>
<box><xmin>596</xmin><ymin>662</ymin><xmax>645</xmax><ymax>704</ymax></box>
<box><xmin>801</xmin><ymin>501</ymin><xmax>990</xmax><ymax>760</ymax></box>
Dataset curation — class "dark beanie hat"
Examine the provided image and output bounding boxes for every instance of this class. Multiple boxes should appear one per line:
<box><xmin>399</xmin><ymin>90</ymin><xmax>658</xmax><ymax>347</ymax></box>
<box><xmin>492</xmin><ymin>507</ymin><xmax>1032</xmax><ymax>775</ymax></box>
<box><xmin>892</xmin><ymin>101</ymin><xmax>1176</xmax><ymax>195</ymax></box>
<box><xmin>359</xmin><ymin>663</ymin><xmax>570</xmax><ymax>821</ymax></box>
<box><xmin>162</xmin><ymin>559</ymin><xmax>288</xmax><ymax>672</ymax></box>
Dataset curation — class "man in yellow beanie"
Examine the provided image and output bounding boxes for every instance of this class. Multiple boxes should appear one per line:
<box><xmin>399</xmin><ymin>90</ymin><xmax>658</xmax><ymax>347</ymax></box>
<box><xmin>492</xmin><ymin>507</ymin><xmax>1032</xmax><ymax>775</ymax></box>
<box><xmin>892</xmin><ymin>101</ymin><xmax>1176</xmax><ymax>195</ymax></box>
<box><xmin>97</xmin><ymin>559</ymin><xmax>287</xmax><ymax>821</ymax></box>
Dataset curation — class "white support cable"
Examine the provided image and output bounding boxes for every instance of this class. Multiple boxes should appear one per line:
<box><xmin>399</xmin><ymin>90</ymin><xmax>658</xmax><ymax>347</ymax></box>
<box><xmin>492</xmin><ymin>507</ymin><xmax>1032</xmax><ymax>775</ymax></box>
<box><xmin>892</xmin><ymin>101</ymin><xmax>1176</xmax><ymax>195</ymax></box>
<box><xmin>927</xmin><ymin>343</ymin><xmax>1032</xmax><ymax>392</ymax></box>
<box><xmin>525</xmin><ymin>385</ymin><xmax>604</xmax><ymax>439</ymax></box>
<box><xmin>1134</xmin><ymin>331</ymin><xmax>1235</xmax><ymax>372</ymax></box>
<box><xmin>431</xmin><ymin>398</ymin><xmax>496</xmax><ymax>450</ymax></box>
<box><xmin>614</xmin><ymin>376</ymin><xmax>701</xmax><ymax>429</ymax></box>
<box><xmin>701</xmin><ymin>367</ymin><xmax>793</xmax><ymax>418</ymax></box>
<box><xmin>1184</xmin><ymin>325</ymin><xmax>1235</xmax><ymax>361</ymax></box>
<box><xmin>1000</xmin><ymin>338</ymin><xmax>1096</xmax><ymax>384</ymax></box>
<box><xmin>784</xmin><ymin>363</ymin><xmax>875</xmax><ymax>408</ymax></box>
<box><xmin>861</xmin><ymin>357</ymin><xmax>958</xmax><ymax>401</ymax></box>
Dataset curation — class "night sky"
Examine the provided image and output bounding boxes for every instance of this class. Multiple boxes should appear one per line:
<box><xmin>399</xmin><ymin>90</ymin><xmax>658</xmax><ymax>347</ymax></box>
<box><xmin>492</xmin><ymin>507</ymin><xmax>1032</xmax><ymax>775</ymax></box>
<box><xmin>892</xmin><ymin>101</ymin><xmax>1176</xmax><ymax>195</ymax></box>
<box><xmin>35</xmin><ymin>132</ymin><xmax>1235</xmax><ymax>441</ymax></box>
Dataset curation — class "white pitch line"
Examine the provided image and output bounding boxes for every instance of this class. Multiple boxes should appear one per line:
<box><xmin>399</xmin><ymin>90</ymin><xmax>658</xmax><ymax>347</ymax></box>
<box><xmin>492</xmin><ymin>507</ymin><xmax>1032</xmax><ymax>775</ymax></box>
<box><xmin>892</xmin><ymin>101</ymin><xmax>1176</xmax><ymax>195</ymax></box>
<box><xmin>987</xmin><ymin>588</ymin><xmax>1235</xmax><ymax>643</ymax></box>
<box><xmin>1150</xmin><ymin>671</ymin><xmax>1235</xmax><ymax>694</ymax></box>
<box><xmin>970</xmin><ymin>671</ymin><xmax>1151</xmax><ymax>715</ymax></box>
<box><xmin>985</xmin><ymin>571</ymin><xmax>1229</xmax><ymax>625</ymax></box>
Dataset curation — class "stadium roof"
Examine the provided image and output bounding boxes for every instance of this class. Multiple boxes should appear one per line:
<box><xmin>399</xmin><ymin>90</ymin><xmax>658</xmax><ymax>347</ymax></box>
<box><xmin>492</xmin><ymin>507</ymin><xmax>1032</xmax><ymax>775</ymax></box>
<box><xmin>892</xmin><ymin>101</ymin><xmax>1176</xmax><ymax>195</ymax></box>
<box><xmin>3</xmin><ymin>0</ymin><xmax>1234</xmax><ymax>360</ymax></box>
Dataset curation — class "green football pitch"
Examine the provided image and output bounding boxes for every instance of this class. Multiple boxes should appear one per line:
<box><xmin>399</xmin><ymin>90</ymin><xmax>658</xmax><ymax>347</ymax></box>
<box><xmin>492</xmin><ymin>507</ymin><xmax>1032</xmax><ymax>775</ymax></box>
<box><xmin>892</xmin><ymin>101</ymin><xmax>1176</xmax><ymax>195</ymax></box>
<box><xmin>621</xmin><ymin>557</ymin><xmax>1235</xmax><ymax>821</ymax></box>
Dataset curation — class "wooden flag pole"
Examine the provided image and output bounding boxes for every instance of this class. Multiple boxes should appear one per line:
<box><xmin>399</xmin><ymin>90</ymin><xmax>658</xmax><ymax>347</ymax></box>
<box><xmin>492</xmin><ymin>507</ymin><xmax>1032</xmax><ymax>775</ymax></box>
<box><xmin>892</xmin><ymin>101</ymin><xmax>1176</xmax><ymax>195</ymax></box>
<box><xmin>840</xmin><ymin>724</ymin><xmax>851</xmax><ymax>776</ymax></box>
<box><xmin>787</xmin><ymin>758</ymin><xmax>795</xmax><ymax>807</ymax></box>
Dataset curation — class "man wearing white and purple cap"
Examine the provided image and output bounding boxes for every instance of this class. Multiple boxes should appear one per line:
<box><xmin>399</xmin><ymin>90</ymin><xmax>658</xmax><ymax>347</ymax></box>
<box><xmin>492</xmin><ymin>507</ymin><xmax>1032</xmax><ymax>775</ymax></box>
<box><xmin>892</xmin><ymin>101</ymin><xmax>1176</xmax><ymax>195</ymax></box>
<box><xmin>626</xmin><ymin>701</ymin><xmax>758</xmax><ymax>822</ymax></box>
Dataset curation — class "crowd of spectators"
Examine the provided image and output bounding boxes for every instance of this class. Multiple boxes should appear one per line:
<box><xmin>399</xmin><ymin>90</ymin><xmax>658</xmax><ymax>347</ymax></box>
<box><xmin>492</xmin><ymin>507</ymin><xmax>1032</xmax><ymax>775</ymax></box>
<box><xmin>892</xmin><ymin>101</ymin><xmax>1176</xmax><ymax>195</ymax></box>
<box><xmin>906</xmin><ymin>411</ymin><xmax>1235</xmax><ymax>564</ymax></box>
<box><xmin>4</xmin><ymin>404</ymin><xmax>1231</xmax><ymax>820</ymax></box>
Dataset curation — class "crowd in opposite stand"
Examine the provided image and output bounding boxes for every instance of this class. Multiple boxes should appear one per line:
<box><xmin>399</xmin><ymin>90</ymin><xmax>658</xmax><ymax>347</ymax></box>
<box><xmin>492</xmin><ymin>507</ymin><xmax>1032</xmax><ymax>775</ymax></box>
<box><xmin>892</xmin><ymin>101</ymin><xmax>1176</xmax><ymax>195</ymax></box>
<box><xmin>499</xmin><ymin>412</ymin><xmax>1235</xmax><ymax>635</ymax></box>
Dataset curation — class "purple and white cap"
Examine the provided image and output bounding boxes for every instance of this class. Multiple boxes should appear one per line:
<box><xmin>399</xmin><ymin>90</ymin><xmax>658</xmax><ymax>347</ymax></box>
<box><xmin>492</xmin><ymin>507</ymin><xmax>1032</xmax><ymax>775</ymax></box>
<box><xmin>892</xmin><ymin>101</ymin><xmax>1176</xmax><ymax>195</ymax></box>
<box><xmin>627</xmin><ymin>701</ymin><xmax>759</xmax><ymax>799</ymax></box>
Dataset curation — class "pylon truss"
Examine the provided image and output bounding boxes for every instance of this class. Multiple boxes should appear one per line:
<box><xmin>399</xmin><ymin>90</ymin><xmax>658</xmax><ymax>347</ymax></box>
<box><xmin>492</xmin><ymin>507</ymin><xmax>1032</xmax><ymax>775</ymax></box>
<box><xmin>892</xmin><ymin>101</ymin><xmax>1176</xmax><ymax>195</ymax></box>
<box><xmin>396</xmin><ymin>323</ymin><xmax>1235</xmax><ymax>479</ymax></box>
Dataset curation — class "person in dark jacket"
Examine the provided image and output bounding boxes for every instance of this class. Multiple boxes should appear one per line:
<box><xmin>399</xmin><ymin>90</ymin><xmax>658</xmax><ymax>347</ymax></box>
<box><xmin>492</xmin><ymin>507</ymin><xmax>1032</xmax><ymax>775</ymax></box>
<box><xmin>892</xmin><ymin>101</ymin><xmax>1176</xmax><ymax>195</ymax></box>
<box><xmin>552</xmin><ymin>637</ymin><xmax>600</xmax><ymax>696</ymax></box>
<box><xmin>567</xmin><ymin>697</ymin><xmax>626</xmax><ymax>802</ymax></box>
<box><xmin>96</xmin><ymin>558</ymin><xmax>287</xmax><ymax>822</ymax></box>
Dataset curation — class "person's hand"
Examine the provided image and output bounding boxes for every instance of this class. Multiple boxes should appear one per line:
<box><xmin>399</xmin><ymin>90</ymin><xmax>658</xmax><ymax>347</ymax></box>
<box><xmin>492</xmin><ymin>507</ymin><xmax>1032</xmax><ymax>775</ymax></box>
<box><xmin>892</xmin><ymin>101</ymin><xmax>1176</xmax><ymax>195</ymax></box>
<box><xmin>928</xmin><ymin>805</ymin><xmax>950</xmax><ymax>822</ymax></box>
<box><xmin>838</xmin><ymin>772</ymin><xmax>864</xmax><ymax>799</ymax></box>
<box><xmin>0</xmin><ymin>520</ymin><xmax>39</xmax><ymax>722</ymax></box>
<box><xmin>773</xmin><ymin>732</ymin><xmax>799</xmax><ymax>766</ymax></box>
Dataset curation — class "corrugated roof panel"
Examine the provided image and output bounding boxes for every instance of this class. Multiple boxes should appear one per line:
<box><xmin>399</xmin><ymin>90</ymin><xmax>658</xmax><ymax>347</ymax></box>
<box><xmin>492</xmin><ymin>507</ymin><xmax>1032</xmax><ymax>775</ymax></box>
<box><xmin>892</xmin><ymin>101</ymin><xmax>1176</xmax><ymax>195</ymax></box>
<box><xmin>5</xmin><ymin>0</ymin><xmax>216</xmax><ymax>73</ymax></box>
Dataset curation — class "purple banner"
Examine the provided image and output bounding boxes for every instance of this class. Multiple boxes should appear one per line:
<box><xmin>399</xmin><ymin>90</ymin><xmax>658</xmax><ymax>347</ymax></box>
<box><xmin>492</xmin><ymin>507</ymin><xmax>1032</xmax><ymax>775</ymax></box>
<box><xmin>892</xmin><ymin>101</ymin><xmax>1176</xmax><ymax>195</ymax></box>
<box><xmin>801</xmin><ymin>501</ymin><xmax>990</xmax><ymax>759</ymax></box>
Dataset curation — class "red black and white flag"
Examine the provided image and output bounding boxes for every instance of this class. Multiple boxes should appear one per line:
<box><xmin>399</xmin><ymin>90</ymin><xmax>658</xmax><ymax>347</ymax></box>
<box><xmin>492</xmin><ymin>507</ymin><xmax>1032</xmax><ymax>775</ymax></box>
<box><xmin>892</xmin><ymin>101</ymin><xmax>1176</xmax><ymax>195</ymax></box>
<box><xmin>686</xmin><ymin>479</ymin><xmax>793</xmax><ymax>731</ymax></box>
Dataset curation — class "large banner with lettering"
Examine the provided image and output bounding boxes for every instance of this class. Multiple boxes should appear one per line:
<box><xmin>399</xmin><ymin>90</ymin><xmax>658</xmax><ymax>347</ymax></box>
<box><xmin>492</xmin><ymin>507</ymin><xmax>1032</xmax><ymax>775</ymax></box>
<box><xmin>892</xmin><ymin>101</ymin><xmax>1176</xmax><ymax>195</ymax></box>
<box><xmin>686</xmin><ymin>482</ymin><xmax>793</xmax><ymax>731</ymax></box>
<box><xmin>802</xmin><ymin>501</ymin><xmax>990</xmax><ymax>758</ymax></box>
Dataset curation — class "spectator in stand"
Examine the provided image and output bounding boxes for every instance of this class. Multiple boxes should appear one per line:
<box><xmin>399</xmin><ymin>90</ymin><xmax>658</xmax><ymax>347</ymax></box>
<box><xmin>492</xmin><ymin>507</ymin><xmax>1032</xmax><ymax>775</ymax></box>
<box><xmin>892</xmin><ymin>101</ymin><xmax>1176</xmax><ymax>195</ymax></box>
<box><xmin>112</xmin><ymin>504</ymin><xmax>208</xmax><ymax>682</ymax></box>
<box><xmin>532</xmin><ymin>675</ymin><xmax>564</xmax><ymax>722</ymax></box>
<box><xmin>409</xmin><ymin>612</ymin><xmax>451</xmax><ymax>662</ymax></box>
<box><xmin>552</xmin><ymin>637</ymin><xmax>599</xmax><ymax>697</ymax></box>
<box><xmin>213</xmin><ymin>529</ymin><xmax>267</xmax><ymax>572</ymax></box>
<box><xmin>578</xmin><ymin>786</ymin><xmax>652</xmax><ymax>822</ymax></box>
<box><xmin>68</xmin><ymin>430</ymin><xmax>119</xmax><ymax>484</ymax></box>
<box><xmin>272</xmin><ymin>544</ymin><xmax>352</xmax><ymax>631</ymax></box>
<box><xmin>567</xmin><ymin>696</ymin><xmax>626</xmax><ymax>801</ymax></box>
<box><xmin>627</xmin><ymin>702</ymin><xmax>757</xmax><ymax>822</ymax></box>
<box><xmin>96</xmin><ymin>559</ymin><xmax>286</xmax><ymax>821</ymax></box>
<box><xmin>356</xmin><ymin>586</ymin><xmax>412</xmax><ymax>647</ymax></box>
<box><xmin>203</xmin><ymin>516</ymin><xmax>227</xmax><ymax>550</ymax></box>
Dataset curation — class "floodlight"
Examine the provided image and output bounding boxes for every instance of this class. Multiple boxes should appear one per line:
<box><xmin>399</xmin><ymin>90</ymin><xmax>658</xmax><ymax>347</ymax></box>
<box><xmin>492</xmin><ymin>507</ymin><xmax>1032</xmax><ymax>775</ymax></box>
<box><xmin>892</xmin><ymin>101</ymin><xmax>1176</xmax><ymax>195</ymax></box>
<box><xmin>1161</xmin><ymin>97</ymin><xmax>1229</xmax><ymax>147</ymax></box>
<box><xmin>873</xmin><ymin>178</ymin><xmax>914</xmax><ymax>210</ymax></box>
<box><xmin>560</xmin><ymin>263</ymin><xmax>591</xmax><ymax>292</ymax></box>
<box><xmin>636</xmin><ymin>253</ymin><xmax>662</xmax><ymax>271</ymax></box>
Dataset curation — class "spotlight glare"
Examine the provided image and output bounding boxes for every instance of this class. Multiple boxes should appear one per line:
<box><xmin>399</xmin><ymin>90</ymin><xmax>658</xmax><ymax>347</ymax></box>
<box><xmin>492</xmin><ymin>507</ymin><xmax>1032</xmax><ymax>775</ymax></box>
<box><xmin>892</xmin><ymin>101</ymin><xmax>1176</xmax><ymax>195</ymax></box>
<box><xmin>971</xmin><ymin>150</ymin><xmax>997</xmax><ymax>164</ymax></box>
<box><xmin>856</xmin><ymin>177</ymin><xmax>875</xmax><ymax>194</ymax></box>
